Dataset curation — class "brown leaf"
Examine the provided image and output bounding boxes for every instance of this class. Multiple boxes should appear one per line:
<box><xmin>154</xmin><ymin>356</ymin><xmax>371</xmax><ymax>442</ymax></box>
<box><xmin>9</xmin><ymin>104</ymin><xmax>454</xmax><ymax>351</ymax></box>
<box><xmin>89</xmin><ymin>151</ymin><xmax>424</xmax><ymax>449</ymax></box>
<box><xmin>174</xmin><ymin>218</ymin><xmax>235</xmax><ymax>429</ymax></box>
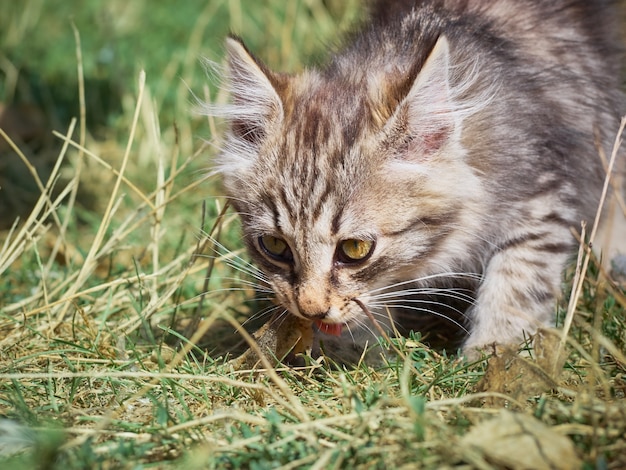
<box><xmin>476</xmin><ymin>329</ymin><xmax>566</xmax><ymax>406</ymax></box>
<box><xmin>462</xmin><ymin>410</ymin><xmax>582</xmax><ymax>470</ymax></box>
<box><xmin>230</xmin><ymin>313</ymin><xmax>313</xmax><ymax>369</ymax></box>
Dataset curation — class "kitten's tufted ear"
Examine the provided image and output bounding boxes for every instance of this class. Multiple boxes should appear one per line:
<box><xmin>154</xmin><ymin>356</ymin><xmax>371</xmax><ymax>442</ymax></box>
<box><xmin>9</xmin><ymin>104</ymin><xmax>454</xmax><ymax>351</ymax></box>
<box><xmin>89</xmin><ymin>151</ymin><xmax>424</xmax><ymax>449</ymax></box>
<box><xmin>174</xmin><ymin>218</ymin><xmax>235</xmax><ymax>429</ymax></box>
<box><xmin>224</xmin><ymin>37</ymin><xmax>285</xmax><ymax>146</ymax></box>
<box><xmin>208</xmin><ymin>37</ymin><xmax>286</xmax><ymax>176</ymax></box>
<box><xmin>393</xmin><ymin>36</ymin><xmax>460</xmax><ymax>159</ymax></box>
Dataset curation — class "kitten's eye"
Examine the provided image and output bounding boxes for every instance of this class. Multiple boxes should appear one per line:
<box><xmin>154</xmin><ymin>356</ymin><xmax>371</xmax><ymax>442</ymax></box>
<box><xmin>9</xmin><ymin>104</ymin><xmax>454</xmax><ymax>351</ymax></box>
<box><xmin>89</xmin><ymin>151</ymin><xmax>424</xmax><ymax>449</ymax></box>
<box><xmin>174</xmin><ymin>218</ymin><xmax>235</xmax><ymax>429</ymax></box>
<box><xmin>258</xmin><ymin>235</ymin><xmax>293</xmax><ymax>262</ymax></box>
<box><xmin>337</xmin><ymin>239</ymin><xmax>375</xmax><ymax>264</ymax></box>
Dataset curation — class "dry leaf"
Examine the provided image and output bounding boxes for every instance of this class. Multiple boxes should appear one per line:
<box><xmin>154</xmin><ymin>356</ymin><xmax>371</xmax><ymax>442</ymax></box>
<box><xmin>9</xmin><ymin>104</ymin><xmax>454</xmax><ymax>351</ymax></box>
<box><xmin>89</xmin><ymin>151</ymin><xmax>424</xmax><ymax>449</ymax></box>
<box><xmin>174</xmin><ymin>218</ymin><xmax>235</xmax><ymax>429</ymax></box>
<box><xmin>476</xmin><ymin>329</ymin><xmax>566</xmax><ymax>405</ymax></box>
<box><xmin>462</xmin><ymin>410</ymin><xmax>582</xmax><ymax>470</ymax></box>
<box><xmin>230</xmin><ymin>313</ymin><xmax>313</xmax><ymax>369</ymax></box>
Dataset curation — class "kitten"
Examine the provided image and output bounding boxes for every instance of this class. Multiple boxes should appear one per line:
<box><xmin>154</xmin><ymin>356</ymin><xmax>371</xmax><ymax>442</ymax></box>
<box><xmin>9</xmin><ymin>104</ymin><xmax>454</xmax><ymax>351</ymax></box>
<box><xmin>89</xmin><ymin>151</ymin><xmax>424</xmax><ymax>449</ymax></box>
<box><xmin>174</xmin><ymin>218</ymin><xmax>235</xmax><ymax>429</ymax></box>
<box><xmin>205</xmin><ymin>0</ymin><xmax>625</xmax><ymax>360</ymax></box>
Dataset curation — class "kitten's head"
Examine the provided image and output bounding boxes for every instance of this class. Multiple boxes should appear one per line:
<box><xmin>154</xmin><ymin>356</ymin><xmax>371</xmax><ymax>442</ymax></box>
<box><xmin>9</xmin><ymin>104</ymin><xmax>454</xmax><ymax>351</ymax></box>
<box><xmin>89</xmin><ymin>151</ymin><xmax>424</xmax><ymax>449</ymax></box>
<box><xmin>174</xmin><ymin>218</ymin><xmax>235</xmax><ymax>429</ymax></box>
<box><xmin>209</xmin><ymin>35</ymin><xmax>482</xmax><ymax>334</ymax></box>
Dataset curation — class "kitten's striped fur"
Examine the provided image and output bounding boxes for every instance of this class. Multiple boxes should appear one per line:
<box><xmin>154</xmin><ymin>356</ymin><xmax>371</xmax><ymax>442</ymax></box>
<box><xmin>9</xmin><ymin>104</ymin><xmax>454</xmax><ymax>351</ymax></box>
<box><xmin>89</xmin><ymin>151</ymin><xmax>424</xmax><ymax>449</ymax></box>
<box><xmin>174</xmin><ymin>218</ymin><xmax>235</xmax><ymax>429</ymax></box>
<box><xmin>206</xmin><ymin>0</ymin><xmax>624</xmax><ymax>359</ymax></box>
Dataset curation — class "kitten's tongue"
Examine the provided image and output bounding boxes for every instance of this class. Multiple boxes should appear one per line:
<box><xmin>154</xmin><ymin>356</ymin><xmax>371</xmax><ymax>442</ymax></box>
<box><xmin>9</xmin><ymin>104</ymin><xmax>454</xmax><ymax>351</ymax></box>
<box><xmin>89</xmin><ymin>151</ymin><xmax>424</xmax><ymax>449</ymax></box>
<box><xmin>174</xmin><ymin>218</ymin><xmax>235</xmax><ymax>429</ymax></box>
<box><xmin>314</xmin><ymin>320</ymin><xmax>343</xmax><ymax>337</ymax></box>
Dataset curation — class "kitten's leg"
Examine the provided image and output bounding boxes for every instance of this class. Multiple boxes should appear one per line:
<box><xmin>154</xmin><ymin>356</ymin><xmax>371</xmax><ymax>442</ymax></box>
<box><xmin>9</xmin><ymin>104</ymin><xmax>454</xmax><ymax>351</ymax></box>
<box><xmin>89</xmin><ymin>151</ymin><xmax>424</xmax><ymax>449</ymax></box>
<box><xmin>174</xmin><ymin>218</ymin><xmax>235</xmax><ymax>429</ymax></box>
<box><xmin>463</xmin><ymin>232</ymin><xmax>571</xmax><ymax>354</ymax></box>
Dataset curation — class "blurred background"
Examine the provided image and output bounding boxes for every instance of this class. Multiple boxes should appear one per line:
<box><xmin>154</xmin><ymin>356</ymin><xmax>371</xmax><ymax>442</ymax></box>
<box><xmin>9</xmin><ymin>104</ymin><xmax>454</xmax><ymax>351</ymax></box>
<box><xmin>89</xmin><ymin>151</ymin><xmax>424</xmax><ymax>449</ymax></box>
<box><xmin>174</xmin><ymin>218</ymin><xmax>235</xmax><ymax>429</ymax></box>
<box><xmin>0</xmin><ymin>0</ymin><xmax>359</xmax><ymax>230</ymax></box>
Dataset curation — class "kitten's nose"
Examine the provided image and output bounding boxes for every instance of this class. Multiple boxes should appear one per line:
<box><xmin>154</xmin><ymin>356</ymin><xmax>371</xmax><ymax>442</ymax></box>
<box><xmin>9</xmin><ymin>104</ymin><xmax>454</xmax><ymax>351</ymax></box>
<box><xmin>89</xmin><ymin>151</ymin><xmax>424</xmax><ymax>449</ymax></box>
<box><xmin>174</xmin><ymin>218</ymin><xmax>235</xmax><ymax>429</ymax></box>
<box><xmin>295</xmin><ymin>289</ymin><xmax>329</xmax><ymax>320</ymax></box>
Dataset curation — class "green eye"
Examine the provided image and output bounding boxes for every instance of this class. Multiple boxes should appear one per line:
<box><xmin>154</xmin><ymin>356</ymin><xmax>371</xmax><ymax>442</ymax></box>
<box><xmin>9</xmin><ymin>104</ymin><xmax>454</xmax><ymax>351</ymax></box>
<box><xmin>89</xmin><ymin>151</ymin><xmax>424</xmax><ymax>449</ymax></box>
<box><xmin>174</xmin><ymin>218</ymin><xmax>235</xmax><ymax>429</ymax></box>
<box><xmin>258</xmin><ymin>235</ymin><xmax>293</xmax><ymax>262</ymax></box>
<box><xmin>338</xmin><ymin>239</ymin><xmax>375</xmax><ymax>263</ymax></box>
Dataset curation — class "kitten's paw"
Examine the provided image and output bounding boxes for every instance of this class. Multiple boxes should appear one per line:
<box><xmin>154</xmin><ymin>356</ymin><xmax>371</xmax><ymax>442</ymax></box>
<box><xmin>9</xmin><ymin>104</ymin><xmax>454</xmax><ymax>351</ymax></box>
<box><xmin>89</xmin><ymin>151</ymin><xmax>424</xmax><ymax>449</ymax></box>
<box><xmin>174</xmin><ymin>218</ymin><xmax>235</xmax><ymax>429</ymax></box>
<box><xmin>462</xmin><ymin>342</ymin><xmax>499</xmax><ymax>362</ymax></box>
<box><xmin>462</xmin><ymin>331</ymin><xmax>534</xmax><ymax>361</ymax></box>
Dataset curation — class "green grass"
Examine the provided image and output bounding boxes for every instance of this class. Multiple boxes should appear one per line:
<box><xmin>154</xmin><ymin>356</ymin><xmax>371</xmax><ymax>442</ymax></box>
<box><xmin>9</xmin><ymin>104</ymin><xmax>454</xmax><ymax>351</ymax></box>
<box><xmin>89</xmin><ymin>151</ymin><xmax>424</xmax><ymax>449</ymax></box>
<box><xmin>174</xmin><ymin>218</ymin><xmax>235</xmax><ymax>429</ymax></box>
<box><xmin>1</xmin><ymin>1</ymin><xmax>625</xmax><ymax>468</ymax></box>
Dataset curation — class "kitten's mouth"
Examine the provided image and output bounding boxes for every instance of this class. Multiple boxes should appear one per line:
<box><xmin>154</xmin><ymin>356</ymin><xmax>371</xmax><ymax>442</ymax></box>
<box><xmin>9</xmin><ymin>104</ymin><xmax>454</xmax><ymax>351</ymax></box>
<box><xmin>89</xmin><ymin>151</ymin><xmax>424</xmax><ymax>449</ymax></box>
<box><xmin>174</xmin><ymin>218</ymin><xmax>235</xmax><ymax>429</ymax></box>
<box><xmin>314</xmin><ymin>319</ymin><xmax>343</xmax><ymax>337</ymax></box>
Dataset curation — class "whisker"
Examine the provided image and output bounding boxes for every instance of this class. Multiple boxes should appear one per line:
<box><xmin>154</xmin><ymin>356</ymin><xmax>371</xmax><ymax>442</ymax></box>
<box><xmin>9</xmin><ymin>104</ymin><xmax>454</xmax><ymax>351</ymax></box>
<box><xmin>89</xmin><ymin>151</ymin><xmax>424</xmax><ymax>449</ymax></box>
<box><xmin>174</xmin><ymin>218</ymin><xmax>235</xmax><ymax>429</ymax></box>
<box><xmin>370</xmin><ymin>303</ymin><xmax>470</xmax><ymax>335</ymax></box>
<box><xmin>369</xmin><ymin>298</ymin><xmax>469</xmax><ymax>321</ymax></box>
<box><xmin>269</xmin><ymin>310</ymin><xmax>294</xmax><ymax>332</ymax></box>
<box><xmin>214</xmin><ymin>277</ymin><xmax>273</xmax><ymax>293</ymax></box>
<box><xmin>357</xmin><ymin>307</ymin><xmax>397</xmax><ymax>323</ymax></box>
<box><xmin>243</xmin><ymin>304</ymin><xmax>285</xmax><ymax>326</ymax></box>
<box><xmin>198</xmin><ymin>236</ymin><xmax>271</xmax><ymax>287</ymax></box>
<box><xmin>223</xmin><ymin>266</ymin><xmax>269</xmax><ymax>286</ymax></box>
<box><xmin>220</xmin><ymin>254</ymin><xmax>265</xmax><ymax>278</ymax></box>
<box><xmin>368</xmin><ymin>272</ymin><xmax>482</xmax><ymax>295</ymax></box>
<box><xmin>348</xmin><ymin>317</ymin><xmax>378</xmax><ymax>344</ymax></box>
<box><xmin>343</xmin><ymin>322</ymin><xmax>358</xmax><ymax>343</ymax></box>
<box><xmin>191</xmin><ymin>288</ymin><xmax>273</xmax><ymax>302</ymax></box>
<box><xmin>370</xmin><ymin>289</ymin><xmax>476</xmax><ymax>307</ymax></box>
<box><xmin>352</xmin><ymin>298</ymin><xmax>395</xmax><ymax>345</ymax></box>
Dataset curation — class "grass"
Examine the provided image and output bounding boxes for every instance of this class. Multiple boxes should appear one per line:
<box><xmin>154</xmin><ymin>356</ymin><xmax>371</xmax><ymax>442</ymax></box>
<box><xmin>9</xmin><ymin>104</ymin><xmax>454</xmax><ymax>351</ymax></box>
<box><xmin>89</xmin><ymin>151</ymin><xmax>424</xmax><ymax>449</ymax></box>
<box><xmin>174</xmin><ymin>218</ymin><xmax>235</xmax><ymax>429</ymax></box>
<box><xmin>1</xmin><ymin>1</ymin><xmax>625</xmax><ymax>468</ymax></box>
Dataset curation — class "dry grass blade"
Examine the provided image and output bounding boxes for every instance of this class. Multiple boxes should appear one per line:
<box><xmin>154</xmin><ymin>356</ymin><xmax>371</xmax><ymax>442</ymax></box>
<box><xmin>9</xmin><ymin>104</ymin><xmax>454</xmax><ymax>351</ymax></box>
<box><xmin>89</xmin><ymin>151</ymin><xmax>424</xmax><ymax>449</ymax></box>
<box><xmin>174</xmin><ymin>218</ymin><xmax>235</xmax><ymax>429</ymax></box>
<box><xmin>0</xmin><ymin>121</ymin><xmax>76</xmax><ymax>276</ymax></box>
<box><xmin>52</xmin><ymin>71</ymin><xmax>146</xmax><ymax>326</ymax></box>
<box><xmin>559</xmin><ymin>116</ymin><xmax>626</xmax><ymax>357</ymax></box>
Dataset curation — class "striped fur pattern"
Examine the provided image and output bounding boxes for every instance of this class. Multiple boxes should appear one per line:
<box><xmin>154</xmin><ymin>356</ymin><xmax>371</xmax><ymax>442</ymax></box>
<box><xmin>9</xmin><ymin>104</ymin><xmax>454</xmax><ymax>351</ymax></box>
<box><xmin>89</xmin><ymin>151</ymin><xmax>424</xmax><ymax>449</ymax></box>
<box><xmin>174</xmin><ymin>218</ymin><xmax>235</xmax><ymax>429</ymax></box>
<box><xmin>206</xmin><ymin>0</ymin><xmax>624</xmax><ymax>358</ymax></box>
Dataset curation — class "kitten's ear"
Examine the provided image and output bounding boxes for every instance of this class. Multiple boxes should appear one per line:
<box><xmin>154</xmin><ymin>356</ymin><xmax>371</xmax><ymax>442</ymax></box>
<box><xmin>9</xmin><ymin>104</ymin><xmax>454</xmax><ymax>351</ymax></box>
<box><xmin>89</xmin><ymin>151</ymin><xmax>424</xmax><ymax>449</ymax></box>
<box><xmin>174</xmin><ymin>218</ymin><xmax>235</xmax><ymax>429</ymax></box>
<box><xmin>224</xmin><ymin>36</ymin><xmax>285</xmax><ymax>146</ymax></box>
<box><xmin>393</xmin><ymin>36</ymin><xmax>459</xmax><ymax>159</ymax></box>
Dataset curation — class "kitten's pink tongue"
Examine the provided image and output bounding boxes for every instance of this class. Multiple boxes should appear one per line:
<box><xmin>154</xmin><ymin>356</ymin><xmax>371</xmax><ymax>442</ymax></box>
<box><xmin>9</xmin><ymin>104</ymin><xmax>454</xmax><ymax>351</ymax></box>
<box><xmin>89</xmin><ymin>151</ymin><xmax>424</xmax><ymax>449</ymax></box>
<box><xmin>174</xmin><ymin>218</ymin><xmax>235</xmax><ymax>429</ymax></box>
<box><xmin>314</xmin><ymin>320</ymin><xmax>343</xmax><ymax>337</ymax></box>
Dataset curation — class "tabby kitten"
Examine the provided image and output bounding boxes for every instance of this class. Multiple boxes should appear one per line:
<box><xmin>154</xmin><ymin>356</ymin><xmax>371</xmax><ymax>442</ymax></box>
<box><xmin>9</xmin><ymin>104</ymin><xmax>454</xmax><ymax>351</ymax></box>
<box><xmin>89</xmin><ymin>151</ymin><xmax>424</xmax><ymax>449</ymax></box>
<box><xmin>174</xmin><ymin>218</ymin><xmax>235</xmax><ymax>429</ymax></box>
<box><xmin>206</xmin><ymin>0</ymin><xmax>624</xmax><ymax>358</ymax></box>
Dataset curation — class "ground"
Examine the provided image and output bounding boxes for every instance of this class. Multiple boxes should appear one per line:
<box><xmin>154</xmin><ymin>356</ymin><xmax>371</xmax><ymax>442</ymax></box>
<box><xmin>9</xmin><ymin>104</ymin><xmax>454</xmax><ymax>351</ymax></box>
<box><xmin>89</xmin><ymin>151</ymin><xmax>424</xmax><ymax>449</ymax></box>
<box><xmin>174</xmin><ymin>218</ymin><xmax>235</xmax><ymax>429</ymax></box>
<box><xmin>1</xmin><ymin>1</ymin><xmax>625</xmax><ymax>468</ymax></box>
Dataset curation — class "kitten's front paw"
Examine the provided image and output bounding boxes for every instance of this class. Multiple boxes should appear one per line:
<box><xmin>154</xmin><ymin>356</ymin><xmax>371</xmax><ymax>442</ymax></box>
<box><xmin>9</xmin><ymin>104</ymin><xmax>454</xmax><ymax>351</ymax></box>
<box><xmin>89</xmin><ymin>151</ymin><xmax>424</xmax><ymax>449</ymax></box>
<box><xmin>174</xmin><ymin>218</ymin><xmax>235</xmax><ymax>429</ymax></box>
<box><xmin>462</xmin><ymin>341</ymin><xmax>499</xmax><ymax>361</ymax></box>
<box><xmin>462</xmin><ymin>307</ymin><xmax>545</xmax><ymax>361</ymax></box>
<box><xmin>462</xmin><ymin>329</ymin><xmax>538</xmax><ymax>361</ymax></box>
